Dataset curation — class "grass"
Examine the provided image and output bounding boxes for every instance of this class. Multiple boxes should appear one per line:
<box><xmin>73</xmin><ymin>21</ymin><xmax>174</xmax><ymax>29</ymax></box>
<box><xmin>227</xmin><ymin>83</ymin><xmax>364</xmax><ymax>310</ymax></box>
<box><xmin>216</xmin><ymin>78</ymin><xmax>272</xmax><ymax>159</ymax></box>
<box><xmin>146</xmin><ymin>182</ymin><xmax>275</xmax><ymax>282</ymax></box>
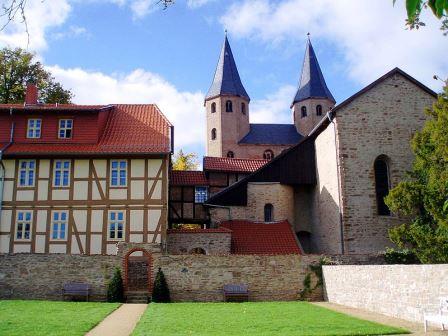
<box><xmin>132</xmin><ymin>302</ymin><xmax>409</xmax><ymax>336</ymax></box>
<box><xmin>0</xmin><ymin>300</ymin><xmax>119</xmax><ymax>336</ymax></box>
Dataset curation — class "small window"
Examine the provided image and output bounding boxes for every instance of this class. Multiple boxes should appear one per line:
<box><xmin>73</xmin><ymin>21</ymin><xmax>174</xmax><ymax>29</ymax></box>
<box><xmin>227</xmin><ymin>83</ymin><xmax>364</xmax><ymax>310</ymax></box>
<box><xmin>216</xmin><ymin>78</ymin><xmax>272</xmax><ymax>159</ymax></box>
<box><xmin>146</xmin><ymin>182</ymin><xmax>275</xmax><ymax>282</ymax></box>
<box><xmin>19</xmin><ymin>160</ymin><xmax>36</xmax><ymax>187</ymax></box>
<box><xmin>211</xmin><ymin>128</ymin><xmax>217</xmax><ymax>140</ymax></box>
<box><xmin>225</xmin><ymin>100</ymin><xmax>233</xmax><ymax>112</ymax></box>
<box><xmin>211</xmin><ymin>102</ymin><xmax>216</xmax><ymax>113</ymax></box>
<box><xmin>227</xmin><ymin>151</ymin><xmax>234</xmax><ymax>158</ymax></box>
<box><xmin>109</xmin><ymin>211</ymin><xmax>124</xmax><ymax>240</ymax></box>
<box><xmin>58</xmin><ymin>119</ymin><xmax>73</xmax><ymax>139</ymax></box>
<box><xmin>190</xmin><ymin>247</ymin><xmax>206</xmax><ymax>255</ymax></box>
<box><xmin>195</xmin><ymin>187</ymin><xmax>208</xmax><ymax>203</ymax></box>
<box><xmin>263</xmin><ymin>150</ymin><xmax>274</xmax><ymax>160</ymax></box>
<box><xmin>264</xmin><ymin>203</ymin><xmax>273</xmax><ymax>222</ymax></box>
<box><xmin>374</xmin><ymin>156</ymin><xmax>391</xmax><ymax>216</ymax></box>
<box><xmin>53</xmin><ymin>160</ymin><xmax>71</xmax><ymax>187</ymax></box>
<box><xmin>241</xmin><ymin>102</ymin><xmax>246</xmax><ymax>115</ymax></box>
<box><xmin>51</xmin><ymin>211</ymin><xmax>67</xmax><ymax>240</ymax></box>
<box><xmin>27</xmin><ymin>119</ymin><xmax>41</xmax><ymax>138</ymax></box>
<box><xmin>110</xmin><ymin>160</ymin><xmax>127</xmax><ymax>187</ymax></box>
<box><xmin>316</xmin><ymin>105</ymin><xmax>322</xmax><ymax>116</ymax></box>
<box><xmin>301</xmin><ymin>106</ymin><xmax>307</xmax><ymax>118</ymax></box>
<box><xmin>16</xmin><ymin>211</ymin><xmax>32</xmax><ymax>240</ymax></box>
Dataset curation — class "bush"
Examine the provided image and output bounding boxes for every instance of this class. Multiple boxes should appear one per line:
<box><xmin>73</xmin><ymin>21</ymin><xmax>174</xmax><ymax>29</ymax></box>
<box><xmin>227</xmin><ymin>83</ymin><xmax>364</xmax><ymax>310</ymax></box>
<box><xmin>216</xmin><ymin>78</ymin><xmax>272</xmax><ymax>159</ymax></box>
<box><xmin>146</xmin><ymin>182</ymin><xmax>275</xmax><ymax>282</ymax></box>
<box><xmin>106</xmin><ymin>267</ymin><xmax>124</xmax><ymax>303</ymax></box>
<box><xmin>152</xmin><ymin>268</ymin><xmax>171</xmax><ymax>303</ymax></box>
<box><xmin>384</xmin><ymin>248</ymin><xmax>420</xmax><ymax>264</ymax></box>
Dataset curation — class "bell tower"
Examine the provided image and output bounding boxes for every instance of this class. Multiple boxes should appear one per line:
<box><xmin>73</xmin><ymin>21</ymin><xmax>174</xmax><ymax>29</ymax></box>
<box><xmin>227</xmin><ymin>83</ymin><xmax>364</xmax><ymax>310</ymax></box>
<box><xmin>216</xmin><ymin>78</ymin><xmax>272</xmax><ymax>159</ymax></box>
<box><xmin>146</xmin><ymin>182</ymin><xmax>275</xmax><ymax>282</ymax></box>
<box><xmin>292</xmin><ymin>35</ymin><xmax>335</xmax><ymax>136</ymax></box>
<box><xmin>205</xmin><ymin>33</ymin><xmax>250</xmax><ymax>158</ymax></box>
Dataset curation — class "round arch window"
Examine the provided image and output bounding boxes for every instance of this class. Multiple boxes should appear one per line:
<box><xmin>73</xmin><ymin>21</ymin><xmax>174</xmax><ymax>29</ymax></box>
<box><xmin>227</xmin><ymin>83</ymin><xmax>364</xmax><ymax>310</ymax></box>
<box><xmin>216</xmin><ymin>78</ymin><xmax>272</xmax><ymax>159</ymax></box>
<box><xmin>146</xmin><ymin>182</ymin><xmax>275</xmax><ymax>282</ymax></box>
<box><xmin>263</xmin><ymin>149</ymin><xmax>274</xmax><ymax>160</ymax></box>
<box><xmin>225</xmin><ymin>100</ymin><xmax>233</xmax><ymax>112</ymax></box>
<box><xmin>211</xmin><ymin>128</ymin><xmax>217</xmax><ymax>140</ymax></box>
<box><xmin>227</xmin><ymin>151</ymin><xmax>235</xmax><ymax>158</ymax></box>
<box><xmin>211</xmin><ymin>102</ymin><xmax>216</xmax><ymax>113</ymax></box>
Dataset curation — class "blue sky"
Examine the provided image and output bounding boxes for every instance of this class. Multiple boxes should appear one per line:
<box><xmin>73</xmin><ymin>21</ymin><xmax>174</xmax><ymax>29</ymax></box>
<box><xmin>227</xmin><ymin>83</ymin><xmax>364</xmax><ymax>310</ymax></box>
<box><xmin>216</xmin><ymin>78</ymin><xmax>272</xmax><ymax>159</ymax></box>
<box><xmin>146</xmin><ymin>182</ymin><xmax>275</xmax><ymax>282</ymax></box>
<box><xmin>0</xmin><ymin>0</ymin><xmax>447</xmax><ymax>157</ymax></box>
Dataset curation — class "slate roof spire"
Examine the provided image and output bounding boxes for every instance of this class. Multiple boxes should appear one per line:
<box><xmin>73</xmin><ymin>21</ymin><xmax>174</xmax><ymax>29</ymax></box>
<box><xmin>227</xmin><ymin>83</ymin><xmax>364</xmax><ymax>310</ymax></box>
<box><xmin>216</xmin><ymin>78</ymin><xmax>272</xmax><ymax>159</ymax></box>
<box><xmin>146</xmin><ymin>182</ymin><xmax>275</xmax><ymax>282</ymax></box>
<box><xmin>291</xmin><ymin>36</ymin><xmax>335</xmax><ymax>107</ymax></box>
<box><xmin>205</xmin><ymin>33</ymin><xmax>250</xmax><ymax>101</ymax></box>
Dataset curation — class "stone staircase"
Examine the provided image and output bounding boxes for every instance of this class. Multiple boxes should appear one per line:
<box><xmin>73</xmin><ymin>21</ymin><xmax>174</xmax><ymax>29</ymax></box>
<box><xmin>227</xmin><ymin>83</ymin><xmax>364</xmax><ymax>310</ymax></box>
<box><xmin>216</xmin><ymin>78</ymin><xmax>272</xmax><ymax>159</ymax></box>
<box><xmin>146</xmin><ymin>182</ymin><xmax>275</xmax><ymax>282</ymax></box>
<box><xmin>126</xmin><ymin>291</ymin><xmax>149</xmax><ymax>304</ymax></box>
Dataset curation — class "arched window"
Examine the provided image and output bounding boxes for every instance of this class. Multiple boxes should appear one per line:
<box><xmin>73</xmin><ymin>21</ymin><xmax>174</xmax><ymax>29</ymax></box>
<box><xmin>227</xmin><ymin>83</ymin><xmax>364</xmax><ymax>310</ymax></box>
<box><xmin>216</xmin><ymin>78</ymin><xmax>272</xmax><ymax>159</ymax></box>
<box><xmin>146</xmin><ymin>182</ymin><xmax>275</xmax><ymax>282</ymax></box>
<box><xmin>226</xmin><ymin>100</ymin><xmax>233</xmax><ymax>112</ymax></box>
<box><xmin>227</xmin><ymin>151</ymin><xmax>234</xmax><ymax>158</ymax></box>
<box><xmin>263</xmin><ymin>149</ymin><xmax>274</xmax><ymax>160</ymax></box>
<box><xmin>301</xmin><ymin>106</ymin><xmax>307</xmax><ymax>118</ymax></box>
<box><xmin>211</xmin><ymin>102</ymin><xmax>216</xmax><ymax>113</ymax></box>
<box><xmin>374</xmin><ymin>156</ymin><xmax>391</xmax><ymax>216</ymax></box>
<box><xmin>190</xmin><ymin>247</ymin><xmax>206</xmax><ymax>255</ymax></box>
<box><xmin>264</xmin><ymin>203</ymin><xmax>273</xmax><ymax>222</ymax></box>
<box><xmin>316</xmin><ymin>105</ymin><xmax>322</xmax><ymax>116</ymax></box>
<box><xmin>241</xmin><ymin>102</ymin><xmax>246</xmax><ymax>115</ymax></box>
<box><xmin>211</xmin><ymin>128</ymin><xmax>217</xmax><ymax>140</ymax></box>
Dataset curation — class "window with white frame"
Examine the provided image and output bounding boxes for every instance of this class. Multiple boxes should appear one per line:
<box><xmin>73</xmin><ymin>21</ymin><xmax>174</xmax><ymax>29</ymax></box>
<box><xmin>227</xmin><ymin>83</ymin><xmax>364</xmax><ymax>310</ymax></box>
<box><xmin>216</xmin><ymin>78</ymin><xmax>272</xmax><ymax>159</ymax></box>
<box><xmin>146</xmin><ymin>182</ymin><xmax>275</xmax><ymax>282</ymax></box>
<box><xmin>51</xmin><ymin>211</ymin><xmax>67</xmax><ymax>240</ymax></box>
<box><xmin>58</xmin><ymin>119</ymin><xmax>73</xmax><ymax>139</ymax></box>
<box><xmin>108</xmin><ymin>211</ymin><xmax>124</xmax><ymax>240</ymax></box>
<box><xmin>195</xmin><ymin>187</ymin><xmax>208</xmax><ymax>203</ymax></box>
<box><xmin>27</xmin><ymin>119</ymin><xmax>41</xmax><ymax>138</ymax></box>
<box><xmin>16</xmin><ymin>211</ymin><xmax>32</xmax><ymax>240</ymax></box>
<box><xmin>53</xmin><ymin>160</ymin><xmax>71</xmax><ymax>187</ymax></box>
<box><xmin>19</xmin><ymin>160</ymin><xmax>36</xmax><ymax>187</ymax></box>
<box><xmin>110</xmin><ymin>160</ymin><xmax>127</xmax><ymax>187</ymax></box>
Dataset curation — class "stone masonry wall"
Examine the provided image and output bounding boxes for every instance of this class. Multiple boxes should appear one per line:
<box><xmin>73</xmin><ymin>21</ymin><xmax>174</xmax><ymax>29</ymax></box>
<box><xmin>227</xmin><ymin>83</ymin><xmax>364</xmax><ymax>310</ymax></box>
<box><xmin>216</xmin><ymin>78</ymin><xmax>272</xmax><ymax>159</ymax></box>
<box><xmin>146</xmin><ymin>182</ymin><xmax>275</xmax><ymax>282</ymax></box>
<box><xmin>323</xmin><ymin>264</ymin><xmax>448</xmax><ymax>322</ymax></box>
<box><xmin>166</xmin><ymin>231</ymin><xmax>231</xmax><ymax>255</ymax></box>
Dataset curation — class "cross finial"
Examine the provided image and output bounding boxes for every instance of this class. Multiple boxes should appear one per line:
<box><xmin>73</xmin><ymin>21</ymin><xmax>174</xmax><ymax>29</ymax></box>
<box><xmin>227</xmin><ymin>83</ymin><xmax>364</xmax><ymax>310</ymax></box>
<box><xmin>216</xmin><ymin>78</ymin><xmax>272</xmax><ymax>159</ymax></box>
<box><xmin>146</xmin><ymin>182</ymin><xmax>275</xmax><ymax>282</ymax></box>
<box><xmin>307</xmin><ymin>32</ymin><xmax>310</xmax><ymax>40</ymax></box>
<box><xmin>225</xmin><ymin>29</ymin><xmax>228</xmax><ymax>36</ymax></box>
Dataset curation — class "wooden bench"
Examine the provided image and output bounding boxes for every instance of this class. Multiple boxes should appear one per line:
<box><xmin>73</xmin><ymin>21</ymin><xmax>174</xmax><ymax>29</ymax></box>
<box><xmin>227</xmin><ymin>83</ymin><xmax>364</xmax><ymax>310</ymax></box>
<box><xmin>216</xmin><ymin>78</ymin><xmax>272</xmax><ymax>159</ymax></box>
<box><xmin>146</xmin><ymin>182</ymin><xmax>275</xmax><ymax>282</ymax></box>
<box><xmin>223</xmin><ymin>284</ymin><xmax>249</xmax><ymax>302</ymax></box>
<box><xmin>424</xmin><ymin>297</ymin><xmax>448</xmax><ymax>332</ymax></box>
<box><xmin>62</xmin><ymin>282</ymin><xmax>91</xmax><ymax>302</ymax></box>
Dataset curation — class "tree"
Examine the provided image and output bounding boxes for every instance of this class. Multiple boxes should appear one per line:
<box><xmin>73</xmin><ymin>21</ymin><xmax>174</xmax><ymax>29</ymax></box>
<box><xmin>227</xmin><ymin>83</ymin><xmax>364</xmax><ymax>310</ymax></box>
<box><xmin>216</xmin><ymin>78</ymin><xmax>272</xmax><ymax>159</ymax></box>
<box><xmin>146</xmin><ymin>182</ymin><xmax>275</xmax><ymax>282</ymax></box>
<box><xmin>385</xmin><ymin>85</ymin><xmax>448</xmax><ymax>263</ymax></box>
<box><xmin>172</xmin><ymin>149</ymin><xmax>199</xmax><ymax>171</ymax></box>
<box><xmin>0</xmin><ymin>47</ymin><xmax>73</xmax><ymax>104</ymax></box>
<box><xmin>394</xmin><ymin>0</ymin><xmax>448</xmax><ymax>34</ymax></box>
<box><xmin>106</xmin><ymin>267</ymin><xmax>124</xmax><ymax>303</ymax></box>
<box><xmin>151</xmin><ymin>268</ymin><xmax>171</xmax><ymax>303</ymax></box>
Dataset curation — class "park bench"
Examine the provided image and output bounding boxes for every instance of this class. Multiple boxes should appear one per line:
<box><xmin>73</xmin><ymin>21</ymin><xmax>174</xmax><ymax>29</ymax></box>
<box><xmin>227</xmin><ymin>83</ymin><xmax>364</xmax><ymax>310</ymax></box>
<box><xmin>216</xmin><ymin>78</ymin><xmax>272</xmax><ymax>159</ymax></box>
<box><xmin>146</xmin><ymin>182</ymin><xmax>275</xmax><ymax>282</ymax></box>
<box><xmin>223</xmin><ymin>284</ymin><xmax>249</xmax><ymax>302</ymax></box>
<box><xmin>62</xmin><ymin>282</ymin><xmax>91</xmax><ymax>302</ymax></box>
<box><xmin>424</xmin><ymin>297</ymin><xmax>448</xmax><ymax>332</ymax></box>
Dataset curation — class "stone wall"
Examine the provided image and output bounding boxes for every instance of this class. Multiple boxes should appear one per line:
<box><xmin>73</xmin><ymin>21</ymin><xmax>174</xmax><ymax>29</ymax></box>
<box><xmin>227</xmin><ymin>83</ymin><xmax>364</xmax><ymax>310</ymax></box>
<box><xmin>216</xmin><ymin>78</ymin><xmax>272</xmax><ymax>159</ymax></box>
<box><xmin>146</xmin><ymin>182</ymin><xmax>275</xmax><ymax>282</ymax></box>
<box><xmin>166</xmin><ymin>230</ymin><xmax>231</xmax><ymax>255</ymax></box>
<box><xmin>323</xmin><ymin>264</ymin><xmax>448</xmax><ymax>322</ymax></box>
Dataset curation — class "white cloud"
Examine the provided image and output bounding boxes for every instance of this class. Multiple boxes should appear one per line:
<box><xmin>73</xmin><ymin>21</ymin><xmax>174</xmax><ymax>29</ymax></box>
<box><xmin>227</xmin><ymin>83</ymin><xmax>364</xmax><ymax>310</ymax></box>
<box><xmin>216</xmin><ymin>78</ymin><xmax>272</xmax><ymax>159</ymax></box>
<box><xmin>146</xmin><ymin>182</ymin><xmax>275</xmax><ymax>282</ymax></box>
<box><xmin>187</xmin><ymin>0</ymin><xmax>214</xmax><ymax>9</ymax></box>
<box><xmin>250</xmin><ymin>85</ymin><xmax>296</xmax><ymax>124</ymax></box>
<box><xmin>52</xmin><ymin>25</ymin><xmax>90</xmax><ymax>40</ymax></box>
<box><xmin>47</xmin><ymin>65</ymin><xmax>205</xmax><ymax>151</ymax></box>
<box><xmin>221</xmin><ymin>0</ymin><xmax>448</xmax><ymax>91</ymax></box>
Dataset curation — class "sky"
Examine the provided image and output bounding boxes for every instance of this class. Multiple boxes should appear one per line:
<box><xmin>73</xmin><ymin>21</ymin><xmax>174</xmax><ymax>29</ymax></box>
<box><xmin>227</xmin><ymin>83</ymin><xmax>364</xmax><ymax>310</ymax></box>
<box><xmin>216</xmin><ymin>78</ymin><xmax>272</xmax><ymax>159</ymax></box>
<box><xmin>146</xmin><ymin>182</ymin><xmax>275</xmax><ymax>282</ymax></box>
<box><xmin>0</xmin><ymin>0</ymin><xmax>447</xmax><ymax>157</ymax></box>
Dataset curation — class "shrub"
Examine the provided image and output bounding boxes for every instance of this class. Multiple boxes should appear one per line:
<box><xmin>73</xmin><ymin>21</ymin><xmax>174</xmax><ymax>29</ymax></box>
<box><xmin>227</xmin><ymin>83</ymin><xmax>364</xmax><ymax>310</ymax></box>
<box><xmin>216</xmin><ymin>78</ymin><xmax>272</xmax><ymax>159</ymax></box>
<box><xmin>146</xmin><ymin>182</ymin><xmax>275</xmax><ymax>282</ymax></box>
<box><xmin>384</xmin><ymin>247</ymin><xmax>420</xmax><ymax>264</ymax></box>
<box><xmin>152</xmin><ymin>268</ymin><xmax>171</xmax><ymax>303</ymax></box>
<box><xmin>106</xmin><ymin>267</ymin><xmax>124</xmax><ymax>303</ymax></box>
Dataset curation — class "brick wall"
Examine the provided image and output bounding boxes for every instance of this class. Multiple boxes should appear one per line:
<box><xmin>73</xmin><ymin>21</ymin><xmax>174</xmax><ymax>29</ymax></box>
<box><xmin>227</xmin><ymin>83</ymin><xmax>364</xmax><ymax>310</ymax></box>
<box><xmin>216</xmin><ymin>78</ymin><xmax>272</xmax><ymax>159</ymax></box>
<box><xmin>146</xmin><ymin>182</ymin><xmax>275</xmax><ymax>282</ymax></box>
<box><xmin>323</xmin><ymin>264</ymin><xmax>448</xmax><ymax>322</ymax></box>
<box><xmin>167</xmin><ymin>231</ymin><xmax>231</xmax><ymax>255</ymax></box>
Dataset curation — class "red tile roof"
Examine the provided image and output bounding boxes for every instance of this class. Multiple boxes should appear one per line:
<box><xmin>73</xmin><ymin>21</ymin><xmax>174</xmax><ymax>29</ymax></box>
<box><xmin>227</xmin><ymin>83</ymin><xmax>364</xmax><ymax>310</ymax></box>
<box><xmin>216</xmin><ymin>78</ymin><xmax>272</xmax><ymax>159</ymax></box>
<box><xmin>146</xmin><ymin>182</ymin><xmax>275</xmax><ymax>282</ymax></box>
<box><xmin>0</xmin><ymin>104</ymin><xmax>108</xmax><ymax>111</ymax></box>
<box><xmin>167</xmin><ymin>228</ymin><xmax>232</xmax><ymax>234</ymax></box>
<box><xmin>2</xmin><ymin>104</ymin><xmax>172</xmax><ymax>156</ymax></box>
<box><xmin>170</xmin><ymin>170</ymin><xmax>209</xmax><ymax>186</ymax></box>
<box><xmin>220</xmin><ymin>220</ymin><xmax>301</xmax><ymax>255</ymax></box>
<box><xmin>203</xmin><ymin>156</ymin><xmax>269</xmax><ymax>173</ymax></box>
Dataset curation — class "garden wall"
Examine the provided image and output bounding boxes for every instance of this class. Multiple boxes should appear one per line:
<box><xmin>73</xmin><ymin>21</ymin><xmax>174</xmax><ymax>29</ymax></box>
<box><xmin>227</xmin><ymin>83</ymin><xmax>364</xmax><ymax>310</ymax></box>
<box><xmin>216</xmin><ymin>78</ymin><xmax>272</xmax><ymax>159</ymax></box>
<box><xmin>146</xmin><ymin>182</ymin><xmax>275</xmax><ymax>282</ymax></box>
<box><xmin>323</xmin><ymin>264</ymin><xmax>448</xmax><ymax>322</ymax></box>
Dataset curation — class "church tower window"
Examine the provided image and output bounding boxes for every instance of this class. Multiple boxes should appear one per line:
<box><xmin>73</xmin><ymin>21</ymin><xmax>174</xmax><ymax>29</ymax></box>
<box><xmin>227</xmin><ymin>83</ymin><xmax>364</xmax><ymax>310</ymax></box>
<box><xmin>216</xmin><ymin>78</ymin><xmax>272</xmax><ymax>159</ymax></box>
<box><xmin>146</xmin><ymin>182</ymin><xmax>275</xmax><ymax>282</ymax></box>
<box><xmin>211</xmin><ymin>102</ymin><xmax>216</xmax><ymax>113</ymax></box>
<box><xmin>241</xmin><ymin>102</ymin><xmax>246</xmax><ymax>115</ymax></box>
<box><xmin>374</xmin><ymin>156</ymin><xmax>391</xmax><ymax>216</ymax></box>
<box><xmin>211</xmin><ymin>128</ymin><xmax>217</xmax><ymax>140</ymax></box>
<box><xmin>227</xmin><ymin>151</ymin><xmax>234</xmax><ymax>158</ymax></box>
<box><xmin>316</xmin><ymin>105</ymin><xmax>322</xmax><ymax>116</ymax></box>
<box><xmin>226</xmin><ymin>100</ymin><xmax>233</xmax><ymax>112</ymax></box>
<box><xmin>263</xmin><ymin>150</ymin><xmax>274</xmax><ymax>160</ymax></box>
<box><xmin>301</xmin><ymin>106</ymin><xmax>307</xmax><ymax>118</ymax></box>
<box><xmin>264</xmin><ymin>204</ymin><xmax>273</xmax><ymax>222</ymax></box>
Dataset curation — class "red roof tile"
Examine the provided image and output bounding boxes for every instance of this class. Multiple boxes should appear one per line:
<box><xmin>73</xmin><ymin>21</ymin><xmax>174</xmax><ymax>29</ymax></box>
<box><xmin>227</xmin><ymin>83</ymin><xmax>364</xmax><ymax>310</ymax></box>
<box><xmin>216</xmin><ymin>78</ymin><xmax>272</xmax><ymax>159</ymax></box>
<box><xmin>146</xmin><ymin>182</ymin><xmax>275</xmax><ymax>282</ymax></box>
<box><xmin>220</xmin><ymin>220</ymin><xmax>301</xmax><ymax>255</ymax></box>
<box><xmin>2</xmin><ymin>104</ymin><xmax>171</xmax><ymax>156</ymax></box>
<box><xmin>203</xmin><ymin>156</ymin><xmax>269</xmax><ymax>173</ymax></box>
<box><xmin>167</xmin><ymin>228</ymin><xmax>232</xmax><ymax>234</ymax></box>
<box><xmin>170</xmin><ymin>170</ymin><xmax>209</xmax><ymax>186</ymax></box>
<box><xmin>0</xmin><ymin>103</ymin><xmax>109</xmax><ymax>111</ymax></box>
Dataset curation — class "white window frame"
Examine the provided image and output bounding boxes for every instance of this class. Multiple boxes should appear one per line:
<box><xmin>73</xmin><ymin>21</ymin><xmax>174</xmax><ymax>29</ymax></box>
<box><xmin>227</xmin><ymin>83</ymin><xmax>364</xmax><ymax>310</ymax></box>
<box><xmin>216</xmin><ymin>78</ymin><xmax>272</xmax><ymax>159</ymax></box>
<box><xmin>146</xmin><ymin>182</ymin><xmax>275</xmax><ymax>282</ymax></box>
<box><xmin>110</xmin><ymin>160</ymin><xmax>127</xmax><ymax>187</ymax></box>
<box><xmin>108</xmin><ymin>211</ymin><xmax>125</xmax><ymax>241</ymax></box>
<box><xmin>18</xmin><ymin>160</ymin><xmax>36</xmax><ymax>187</ymax></box>
<box><xmin>58</xmin><ymin>119</ymin><xmax>73</xmax><ymax>139</ymax></box>
<box><xmin>27</xmin><ymin>118</ymin><xmax>42</xmax><ymax>138</ymax></box>
<box><xmin>16</xmin><ymin>211</ymin><xmax>32</xmax><ymax>241</ymax></box>
<box><xmin>194</xmin><ymin>186</ymin><xmax>208</xmax><ymax>203</ymax></box>
<box><xmin>50</xmin><ymin>211</ymin><xmax>68</xmax><ymax>241</ymax></box>
<box><xmin>53</xmin><ymin>160</ymin><xmax>71</xmax><ymax>188</ymax></box>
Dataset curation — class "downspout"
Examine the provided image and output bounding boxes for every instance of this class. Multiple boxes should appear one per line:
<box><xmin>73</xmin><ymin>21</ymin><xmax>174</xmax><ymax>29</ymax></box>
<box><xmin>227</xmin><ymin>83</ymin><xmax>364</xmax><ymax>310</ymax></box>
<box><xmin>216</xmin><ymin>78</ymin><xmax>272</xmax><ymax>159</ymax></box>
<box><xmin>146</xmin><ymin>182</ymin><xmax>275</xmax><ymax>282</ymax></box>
<box><xmin>0</xmin><ymin>108</ymin><xmax>15</xmax><ymax>225</ymax></box>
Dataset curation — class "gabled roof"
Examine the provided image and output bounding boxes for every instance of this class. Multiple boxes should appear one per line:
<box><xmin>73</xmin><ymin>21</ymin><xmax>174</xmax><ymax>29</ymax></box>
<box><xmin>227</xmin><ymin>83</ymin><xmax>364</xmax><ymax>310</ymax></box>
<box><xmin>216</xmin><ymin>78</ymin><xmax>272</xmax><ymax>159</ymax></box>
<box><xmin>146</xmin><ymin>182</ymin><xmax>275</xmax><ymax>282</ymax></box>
<box><xmin>0</xmin><ymin>104</ymin><xmax>110</xmax><ymax>112</ymax></box>
<box><xmin>2</xmin><ymin>104</ymin><xmax>172</xmax><ymax>157</ymax></box>
<box><xmin>291</xmin><ymin>38</ymin><xmax>335</xmax><ymax>107</ymax></box>
<box><xmin>170</xmin><ymin>170</ymin><xmax>209</xmax><ymax>186</ymax></box>
<box><xmin>203</xmin><ymin>156</ymin><xmax>269</xmax><ymax>173</ymax></box>
<box><xmin>220</xmin><ymin>220</ymin><xmax>301</xmax><ymax>255</ymax></box>
<box><xmin>239</xmin><ymin>124</ymin><xmax>302</xmax><ymax>145</ymax></box>
<box><xmin>205</xmin><ymin>35</ymin><xmax>250</xmax><ymax>101</ymax></box>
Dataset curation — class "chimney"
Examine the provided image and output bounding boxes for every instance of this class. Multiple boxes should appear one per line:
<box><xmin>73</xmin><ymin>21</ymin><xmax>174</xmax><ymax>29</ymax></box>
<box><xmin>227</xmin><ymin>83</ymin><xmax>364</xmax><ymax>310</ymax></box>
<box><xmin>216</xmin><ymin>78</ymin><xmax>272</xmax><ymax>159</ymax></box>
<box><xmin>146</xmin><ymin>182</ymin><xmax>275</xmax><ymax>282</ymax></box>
<box><xmin>25</xmin><ymin>81</ymin><xmax>38</xmax><ymax>105</ymax></box>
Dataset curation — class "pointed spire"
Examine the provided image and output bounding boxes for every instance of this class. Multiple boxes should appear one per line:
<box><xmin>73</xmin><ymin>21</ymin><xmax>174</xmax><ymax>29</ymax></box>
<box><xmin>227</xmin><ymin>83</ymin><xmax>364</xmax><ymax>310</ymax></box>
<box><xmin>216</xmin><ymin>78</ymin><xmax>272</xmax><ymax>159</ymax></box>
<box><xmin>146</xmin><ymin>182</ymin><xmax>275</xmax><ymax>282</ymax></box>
<box><xmin>205</xmin><ymin>34</ymin><xmax>250</xmax><ymax>101</ymax></box>
<box><xmin>291</xmin><ymin>37</ymin><xmax>335</xmax><ymax>107</ymax></box>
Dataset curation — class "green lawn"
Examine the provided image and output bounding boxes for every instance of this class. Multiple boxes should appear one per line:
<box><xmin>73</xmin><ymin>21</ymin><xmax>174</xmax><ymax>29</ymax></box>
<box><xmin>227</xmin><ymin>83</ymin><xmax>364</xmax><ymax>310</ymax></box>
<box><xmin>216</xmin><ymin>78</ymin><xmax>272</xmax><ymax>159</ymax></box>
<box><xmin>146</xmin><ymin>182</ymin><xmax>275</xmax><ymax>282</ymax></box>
<box><xmin>132</xmin><ymin>302</ymin><xmax>409</xmax><ymax>336</ymax></box>
<box><xmin>0</xmin><ymin>300</ymin><xmax>119</xmax><ymax>336</ymax></box>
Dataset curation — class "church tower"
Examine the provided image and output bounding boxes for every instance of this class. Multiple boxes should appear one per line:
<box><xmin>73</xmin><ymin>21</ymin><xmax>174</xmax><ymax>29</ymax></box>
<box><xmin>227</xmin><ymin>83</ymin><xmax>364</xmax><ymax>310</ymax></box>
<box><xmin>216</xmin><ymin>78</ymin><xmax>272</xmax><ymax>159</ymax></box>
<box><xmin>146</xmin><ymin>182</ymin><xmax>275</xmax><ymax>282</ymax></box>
<box><xmin>205</xmin><ymin>34</ymin><xmax>250</xmax><ymax>158</ymax></box>
<box><xmin>292</xmin><ymin>36</ymin><xmax>335</xmax><ymax>136</ymax></box>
